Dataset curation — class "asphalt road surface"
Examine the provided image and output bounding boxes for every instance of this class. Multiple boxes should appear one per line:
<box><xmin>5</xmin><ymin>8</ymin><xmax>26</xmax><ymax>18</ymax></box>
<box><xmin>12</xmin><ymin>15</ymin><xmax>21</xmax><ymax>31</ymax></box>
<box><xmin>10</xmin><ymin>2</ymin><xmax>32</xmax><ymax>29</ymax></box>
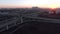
<box><xmin>12</xmin><ymin>20</ymin><xmax>60</xmax><ymax>34</ymax></box>
<box><xmin>1</xmin><ymin>14</ymin><xmax>60</xmax><ymax>34</ymax></box>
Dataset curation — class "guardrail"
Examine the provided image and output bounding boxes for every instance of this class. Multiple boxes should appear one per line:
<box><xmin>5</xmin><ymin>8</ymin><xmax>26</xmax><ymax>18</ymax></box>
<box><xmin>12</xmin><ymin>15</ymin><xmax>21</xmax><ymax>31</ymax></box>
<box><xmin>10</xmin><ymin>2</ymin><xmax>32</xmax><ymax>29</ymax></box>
<box><xmin>0</xmin><ymin>17</ymin><xmax>20</xmax><ymax>32</ymax></box>
<box><xmin>22</xmin><ymin>15</ymin><xmax>60</xmax><ymax>23</ymax></box>
<box><xmin>1</xmin><ymin>12</ymin><xmax>60</xmax><ymax>32</ymax></box>
<box><xmin>0</xmin><ymin>17</ymin><xmax>15</xmax><ymax>25</ymax></box>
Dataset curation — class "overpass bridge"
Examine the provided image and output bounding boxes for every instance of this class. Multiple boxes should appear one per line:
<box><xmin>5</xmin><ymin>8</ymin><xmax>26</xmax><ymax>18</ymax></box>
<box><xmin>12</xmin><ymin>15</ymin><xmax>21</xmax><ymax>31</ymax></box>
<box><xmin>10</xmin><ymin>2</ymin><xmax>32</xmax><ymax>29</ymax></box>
<box><xmin>0</xmin><ymin>12</ymin><xmax>60</xmax><ymax>33</ymax></box>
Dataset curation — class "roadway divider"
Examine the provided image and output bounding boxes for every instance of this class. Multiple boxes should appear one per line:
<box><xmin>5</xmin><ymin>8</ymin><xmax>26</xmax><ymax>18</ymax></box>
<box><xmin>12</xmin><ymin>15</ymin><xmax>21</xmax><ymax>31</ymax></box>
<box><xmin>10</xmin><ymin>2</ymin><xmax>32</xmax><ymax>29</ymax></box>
<box><xmin>0</xmin><ymin>16</ymin><xmax>20</xmax><ymax>32</ymax></box>
<box><xmin>22</xmin><ymin>16</ymin><xmax>60</xmax><ymax>23</ymax></box>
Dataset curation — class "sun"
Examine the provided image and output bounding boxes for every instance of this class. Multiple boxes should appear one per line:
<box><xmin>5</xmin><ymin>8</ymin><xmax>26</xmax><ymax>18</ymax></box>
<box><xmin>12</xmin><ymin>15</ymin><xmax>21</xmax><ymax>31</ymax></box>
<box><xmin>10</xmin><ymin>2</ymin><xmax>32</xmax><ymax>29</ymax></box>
<box><xmin>48</xmin><ymin>4</ymin><xmax>57</xmax><ymax>9</ymax></box>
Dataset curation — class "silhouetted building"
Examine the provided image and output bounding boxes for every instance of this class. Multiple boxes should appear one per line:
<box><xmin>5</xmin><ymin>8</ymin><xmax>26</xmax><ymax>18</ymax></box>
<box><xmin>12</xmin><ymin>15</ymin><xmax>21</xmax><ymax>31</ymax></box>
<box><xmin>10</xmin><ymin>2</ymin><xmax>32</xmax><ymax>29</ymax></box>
<box><xmin>56</xmin><ymin>8</ymin><xmax>60</xmax><ymax>14</ymax></box>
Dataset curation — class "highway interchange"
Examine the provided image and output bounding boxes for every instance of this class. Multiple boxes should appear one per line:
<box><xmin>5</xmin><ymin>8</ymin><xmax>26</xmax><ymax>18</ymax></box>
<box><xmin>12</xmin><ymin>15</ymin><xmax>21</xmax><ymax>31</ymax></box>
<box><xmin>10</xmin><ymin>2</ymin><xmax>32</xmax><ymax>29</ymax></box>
<box><xmin>0</xmin><ymin>10</ymin><xmax>60</xmax><ymax>34</ymax></box>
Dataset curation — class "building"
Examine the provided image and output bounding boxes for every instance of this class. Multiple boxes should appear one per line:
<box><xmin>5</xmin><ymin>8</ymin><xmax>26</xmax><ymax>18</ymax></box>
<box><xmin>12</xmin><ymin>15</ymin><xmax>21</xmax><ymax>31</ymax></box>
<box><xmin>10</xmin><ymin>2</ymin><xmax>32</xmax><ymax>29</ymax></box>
<box><xmin>56</xmin><ymin>8</ymin><xmax>60</xmax><ymax>14</ymax></box>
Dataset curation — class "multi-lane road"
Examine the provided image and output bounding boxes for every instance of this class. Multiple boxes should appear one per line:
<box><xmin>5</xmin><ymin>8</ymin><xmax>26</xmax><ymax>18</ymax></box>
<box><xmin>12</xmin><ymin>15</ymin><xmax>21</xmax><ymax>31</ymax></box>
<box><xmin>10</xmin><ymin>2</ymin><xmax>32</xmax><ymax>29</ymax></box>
<box><xmin>0</xmin><ymin>14</ymin><xmax>21</xmax><ymax>32</ymax></box>
<box><xmin>0</xmin><ymin>11</ymin><xmax>60</xmax><ymax>34</ymax></box>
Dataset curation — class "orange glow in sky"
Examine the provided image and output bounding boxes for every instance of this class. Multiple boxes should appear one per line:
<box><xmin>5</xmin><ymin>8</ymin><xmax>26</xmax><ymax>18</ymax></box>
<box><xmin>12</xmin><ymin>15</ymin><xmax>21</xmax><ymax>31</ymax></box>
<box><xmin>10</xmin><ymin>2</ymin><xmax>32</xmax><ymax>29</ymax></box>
<box><xmin>0</xmin><ymin>0</ymin><xmax>60</xmax><ymax>8</ymax></box>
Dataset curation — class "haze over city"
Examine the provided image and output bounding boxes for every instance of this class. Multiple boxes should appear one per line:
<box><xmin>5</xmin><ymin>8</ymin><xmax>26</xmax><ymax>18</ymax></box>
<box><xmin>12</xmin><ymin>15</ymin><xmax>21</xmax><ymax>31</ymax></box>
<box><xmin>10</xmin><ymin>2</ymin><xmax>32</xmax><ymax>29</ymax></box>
<box><xmin>1</xmin><ymin>0</ymin><xmax>60</xmax><ymax>34</ymax></box>
<box><xmin>0</xmin><ymin>0</ymin><xmax>60</xmax><ymax>8</ymax></box>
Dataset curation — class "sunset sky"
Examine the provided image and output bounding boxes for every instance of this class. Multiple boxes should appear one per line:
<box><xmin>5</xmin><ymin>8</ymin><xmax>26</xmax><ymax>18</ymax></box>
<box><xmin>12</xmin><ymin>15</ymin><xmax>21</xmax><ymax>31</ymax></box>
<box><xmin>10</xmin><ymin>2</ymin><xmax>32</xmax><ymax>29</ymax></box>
<box><xmin>0</xmin><ymin>0</ymin><xmax>60</xmax><ymax>8</ymax></box>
